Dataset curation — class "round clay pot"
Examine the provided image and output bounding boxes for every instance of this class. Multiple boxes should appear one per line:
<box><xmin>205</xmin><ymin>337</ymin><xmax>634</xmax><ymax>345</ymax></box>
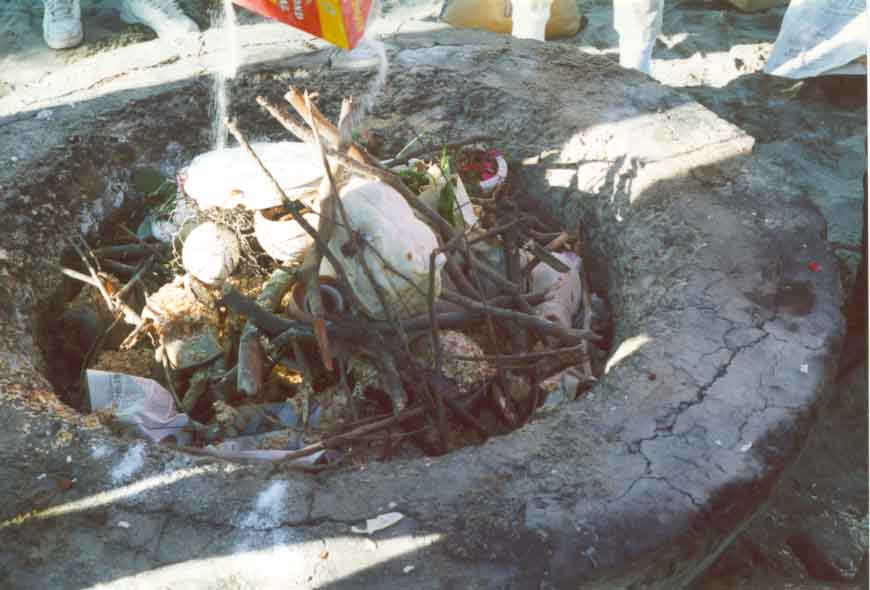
<box><xmin>254</xmin><ymin>204</ymin><xmax>320</xmax><ymax>264</ymax></box>
<box><xmin>181</xmin><ymin>222</ymin><xmax>240</xmax><ymax>286</ymax></box>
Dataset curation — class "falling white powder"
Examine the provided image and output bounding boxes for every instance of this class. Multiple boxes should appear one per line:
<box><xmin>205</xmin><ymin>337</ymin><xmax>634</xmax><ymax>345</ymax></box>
<box><xmin>351</xmin><ymin>36</ymin><xmax>390</xmax><ymax>130</ymax></box>
<box><xmin>210</xmin><ymin>0</ymin><xmax>240</xmax><ymax>150</ymax></box>
<box><xmin>111</xmin><ymin>442</ymin><xmax>147</xmax><ymax>483</ymax></box>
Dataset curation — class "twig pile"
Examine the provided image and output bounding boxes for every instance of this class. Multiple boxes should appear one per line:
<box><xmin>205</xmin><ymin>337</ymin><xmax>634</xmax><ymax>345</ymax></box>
<box><xmin>58</xmin><ymin>86</ymin><xmax>606</xmax><ymax>465</ymax></box>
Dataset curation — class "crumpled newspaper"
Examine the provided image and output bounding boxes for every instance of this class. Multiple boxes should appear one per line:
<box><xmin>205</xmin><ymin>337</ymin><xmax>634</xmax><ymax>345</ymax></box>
<box><xmin>87</xmin><ymin>370</ymin><xmax>191</xmax><ymax>446</ymax></box>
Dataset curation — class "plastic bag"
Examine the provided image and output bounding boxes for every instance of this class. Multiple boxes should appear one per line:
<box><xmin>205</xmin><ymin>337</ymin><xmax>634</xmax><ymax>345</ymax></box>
<box><xmin>614</xmin><ymin>0</ymin><xmax>664</xmax><ymax>75</ymax></box>
<box><xmin>442</xmin><ymin>0</ymin><xmax>583</xmax><ymax>40</ymax></box>
<box><xmin>764</xmin><ymin>0</ymin><xmax>867</xmax><ymax>79</ymax></box>
<box><xmin>530</xmin><ymin>251</ymin><xmax>583</xmax><ymax>338</ymax></box>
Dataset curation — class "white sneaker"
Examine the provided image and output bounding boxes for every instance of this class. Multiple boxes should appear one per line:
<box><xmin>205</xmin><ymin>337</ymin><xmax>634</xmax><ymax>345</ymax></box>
<box><xmin>43</xmin><ymin>0</ymin><xmax>83</xmax><ymax>50</ymax></box>
<box><xmin>120</xmin><ymin>0</ymin><xmax>200</xmax><ymax>38</ymax></box>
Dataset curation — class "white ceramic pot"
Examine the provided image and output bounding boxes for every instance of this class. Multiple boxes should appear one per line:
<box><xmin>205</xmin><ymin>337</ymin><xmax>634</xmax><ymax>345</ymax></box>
<box><xmin>254</xmin><ymin>207</ymin><xmax>319</xmax><ymax>264</ymax></box>
<box><xmin>181</xmin><ymin>222</ymin><xmax>240</xmax><ymax>285</ymax></box>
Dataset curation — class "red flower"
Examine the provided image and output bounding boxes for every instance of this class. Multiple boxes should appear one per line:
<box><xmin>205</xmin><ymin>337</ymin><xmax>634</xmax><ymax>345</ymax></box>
<box><xmin>459</xmin><ymin>149</ymin><xmax>500</xmax><ymax>181</ymax></box>
<box><xmin>808</xmin><ymin>262</ymin><xmax>821</xmax><ymax>272</ymax></box>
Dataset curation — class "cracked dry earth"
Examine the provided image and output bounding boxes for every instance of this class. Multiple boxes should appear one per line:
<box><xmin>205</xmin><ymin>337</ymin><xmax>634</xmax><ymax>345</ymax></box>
<box><xmin>0</xmin><ymin>26</ymin><xmax>858</xmax><ymax>590</ymax></box>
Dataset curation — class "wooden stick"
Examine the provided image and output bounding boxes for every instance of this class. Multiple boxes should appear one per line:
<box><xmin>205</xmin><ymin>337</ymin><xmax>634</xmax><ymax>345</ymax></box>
<box><xmin>390</xmin><ymin>135</ymin><xmax>496</xmax><ymax>165</ymax></box>
<box><xmin>447</xmin><ymin>344</ymin><xmax>584</xmax><ymax>364</ymax></box>
<box><xmin>469</xmin><ymin>254</ymin><xmax>523</xmax><ymax>294</ymax></box>
<box><xmin>256</xmin><ymin>96</ymin><xmax>314</xmax><ymax>144</ymax></box>
<box><xmin>300</xmin><ymin>91</ymin><xmax>337</xmax><ymax>371</ymax></box>
<box><xmin>112</xmin><ymin>256</ymin><xmax>153</xmax><ymax>303</ymax></box>
<box><xmin>69</xmin><ymin>240</ymin><xmax>142</xmax><ymax>326</ymax></box>
<box><xmin>70</xmin><ymin>240</ymin><xmax>116</xmax><ymax>313</ymax></box>
<box><xmin>59</xmin><ymin>266</ymin><xmax>101</xmax><ymax>289</ymax></box>
<box><xmin>522</xmin><ymin>230</ymin><xmax>571</xmax><ymax>275</ymax></box>
<box><xmin>524</xmin><ymin>240</ymin><xmax>572</xmax><ymax>274</ymax></box>
<box><xmin>94</xmin><ymin>243</ymin><xmax>155</xmax><ymax>260</ymax></box>
<box><xmin>120</xmin><ymin>224</ymin><xmax>171</xmax><ymax>260</ymax></box>
<box><xmin>428</xmin><ymin>249</ymin><xmax>443</xmax><ymax>373</ymax></box>
<box><xmin>236</xmin><ymin>332</ymin><xmax>265</xmax><ymax>399</ymax></box>
<box><xmin>273</xmin><ymin>93</ymin><xmax>457</xmax><ymax>245</ymax></box>
<box><xmin>284</xmin><ymin>87</ymin><xmax>376</xmax><ymax>167</ymax></box>
<box><xmin>464</xmin><ymin>219</ymin><xmax>525</xmax><ymax>247</ymax></box>
<box><xmin>465</xmin><ymin>236</ymin><xmax>514</xmax><ymax>408</ymax></box>
<box><xmin>278</xmin><ymin>404</ymin><xmax>427</xmax><ymax>462</ymax></box>
<box><xmin>318</xmin><ymin>145</ymin><xmax>456</xmax><ymax>240</ymax></box>
<box><xmin>160</xmin><ymin>347</ymin><xmax>185</xmax><ymax>411</ymax></box>
<box><xmin>575</xmin><ymin>221</ymin><xmax>595</xmax><ymax>380</ymax></box>
<box><xmin>279</xmin><ymin>386</ymin><xmax>488</xmax><ymax>463</ymax></box>
<box><xmin>224</xmin><ymin>118</ymin><xmax>360</xmax><ymax>315</ymax></box>
<box><xmin>79</xmin><ymin>314</ymin><xmax>123</xmax><ymax>412</ymax></box>
<box><xmin>100</xmin><ymin>259</ymin><xmax>139</xmax><ymax>278</ymax></box>
<box><xmin>181</xmin><ymin>372</ymin><xmax>209</xmax><ymax>414</ymax></box>
<box><xmin>237</xmin><ymin>268</ymin><xmax>292</xmax><ymax>398</ymax></box>
<box><xmin>440</xmin><ymin>289</ymin><xmax>600</xmax><ymax>344</ymax></box>
<box><xmin>503</xmin><ymin>207</ymin><xmax>529</xmax><ymax>356</ymax></box>
<box><xmin>287</xmin><ymin>89</ymin><xmax>426</xmax><ymax>419</ymax></box>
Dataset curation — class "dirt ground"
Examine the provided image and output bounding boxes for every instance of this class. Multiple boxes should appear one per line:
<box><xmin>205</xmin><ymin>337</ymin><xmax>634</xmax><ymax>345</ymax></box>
<box><xmin>1</xmin><ymin>0</ymin><xmax>866</xmax><ymax>588</ymax></box>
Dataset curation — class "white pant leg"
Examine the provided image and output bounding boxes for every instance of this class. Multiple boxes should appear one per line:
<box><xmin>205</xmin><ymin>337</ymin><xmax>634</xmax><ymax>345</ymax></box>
<box><xmin>613</xmin><ymin>0</ymin><xmax>664</xmax><ymax>74</ymax></box>
<box><xmin>511</xmin><ymin>0</ymin><xmax>552</xmax><ymax>41</ymax></box>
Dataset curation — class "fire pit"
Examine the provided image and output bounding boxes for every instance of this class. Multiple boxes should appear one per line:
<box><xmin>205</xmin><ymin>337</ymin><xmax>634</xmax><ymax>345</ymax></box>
<box><xmin>0</xmin><ymin>30</ymin><xmax>843</xmax><ymax>589</ymax></box>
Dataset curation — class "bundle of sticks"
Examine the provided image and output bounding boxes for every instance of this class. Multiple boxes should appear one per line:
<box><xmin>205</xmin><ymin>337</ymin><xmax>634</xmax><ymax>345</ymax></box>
<box><xmin>207</xmin><ymin>87</ymin><xmax>603</xmax><ymax>458</ymax></box>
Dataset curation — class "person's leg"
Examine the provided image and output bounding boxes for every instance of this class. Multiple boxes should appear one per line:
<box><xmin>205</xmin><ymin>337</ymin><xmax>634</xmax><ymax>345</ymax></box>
<box><xmin>119</xmin><ymin>0</ymin><xmax>199</xmax><ymax>38</ymax></box>
<box><xmin>511</xmin><ymin>0</ymin><xmax>551</xmax><ymax>41</ymax></box>
<box><xmin>42</xmin><ymin>0</ymin><xmax>83</xmax><ymax>50</ymax></box>
<box><xmin>613</xmin><ymin>0</ymin><xmax>663</xmax><ymax>75</ymax></box>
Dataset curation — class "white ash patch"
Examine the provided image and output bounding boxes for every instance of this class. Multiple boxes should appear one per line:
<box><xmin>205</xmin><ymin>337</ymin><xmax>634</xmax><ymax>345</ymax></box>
<box><xmin>233</xmin><ymin>481</ymin><xmax>295</xmax><ymax>555</ymax></box>
<box><xmin>237</xmin><ymin>480</ymin><xmax>289</xmax><ymax>530</ymax></box>
<box><xmin>90</xmin><ymin>443</ymin><xmax>112</xmax><ymax>460</ymax></box>
<box><xmin>111</xmin><ymin>442</ymin><xmax>146</xmax><ymax>483</ymax></box>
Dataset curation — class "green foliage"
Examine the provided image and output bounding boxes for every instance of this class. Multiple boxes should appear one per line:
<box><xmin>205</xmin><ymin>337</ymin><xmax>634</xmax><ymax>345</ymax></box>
<box><xmin>132</xmin><ymin>167</ymin><xmax>166</xmax><ymax>194</ymax></box>
<box><xmin>437</xmin><ymin>147</ymin><xmax>457</xmax><ymax>227</ymax></box>
<box><xmin>398</xmin><ymin>168</ymin><xmax>431</xmax><ymax>195</ymax></box>
<box><xmin>133</xmin><ymin>167</ymin><xmax>177</xmax><ymax>217</ymax></box>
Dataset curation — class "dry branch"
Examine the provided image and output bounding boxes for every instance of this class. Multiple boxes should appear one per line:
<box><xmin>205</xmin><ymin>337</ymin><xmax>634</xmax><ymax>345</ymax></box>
<box><xmin>237</xmin><ymin>267</ymin><xmax>294</xmax><ymax>398</ymax></box>
<box><xmin>440</xmin><ymin>289</ymin><xmax>600</xmax><ymax>345</ymax></box>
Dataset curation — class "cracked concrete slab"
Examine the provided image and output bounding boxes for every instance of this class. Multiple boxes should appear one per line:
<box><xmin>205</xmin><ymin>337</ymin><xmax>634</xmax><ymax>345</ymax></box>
<box><xmin>0</xmin><ymin>28</ymin><xmax>846</xmax><ymax>589</ymax></box>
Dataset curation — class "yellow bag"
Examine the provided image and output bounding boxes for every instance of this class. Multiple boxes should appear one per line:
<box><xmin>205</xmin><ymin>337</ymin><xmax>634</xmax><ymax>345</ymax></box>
<box><xmin>442</xmin><ymin>0</ymin><xmax>582</xmax><ymax>40</ymax></box>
